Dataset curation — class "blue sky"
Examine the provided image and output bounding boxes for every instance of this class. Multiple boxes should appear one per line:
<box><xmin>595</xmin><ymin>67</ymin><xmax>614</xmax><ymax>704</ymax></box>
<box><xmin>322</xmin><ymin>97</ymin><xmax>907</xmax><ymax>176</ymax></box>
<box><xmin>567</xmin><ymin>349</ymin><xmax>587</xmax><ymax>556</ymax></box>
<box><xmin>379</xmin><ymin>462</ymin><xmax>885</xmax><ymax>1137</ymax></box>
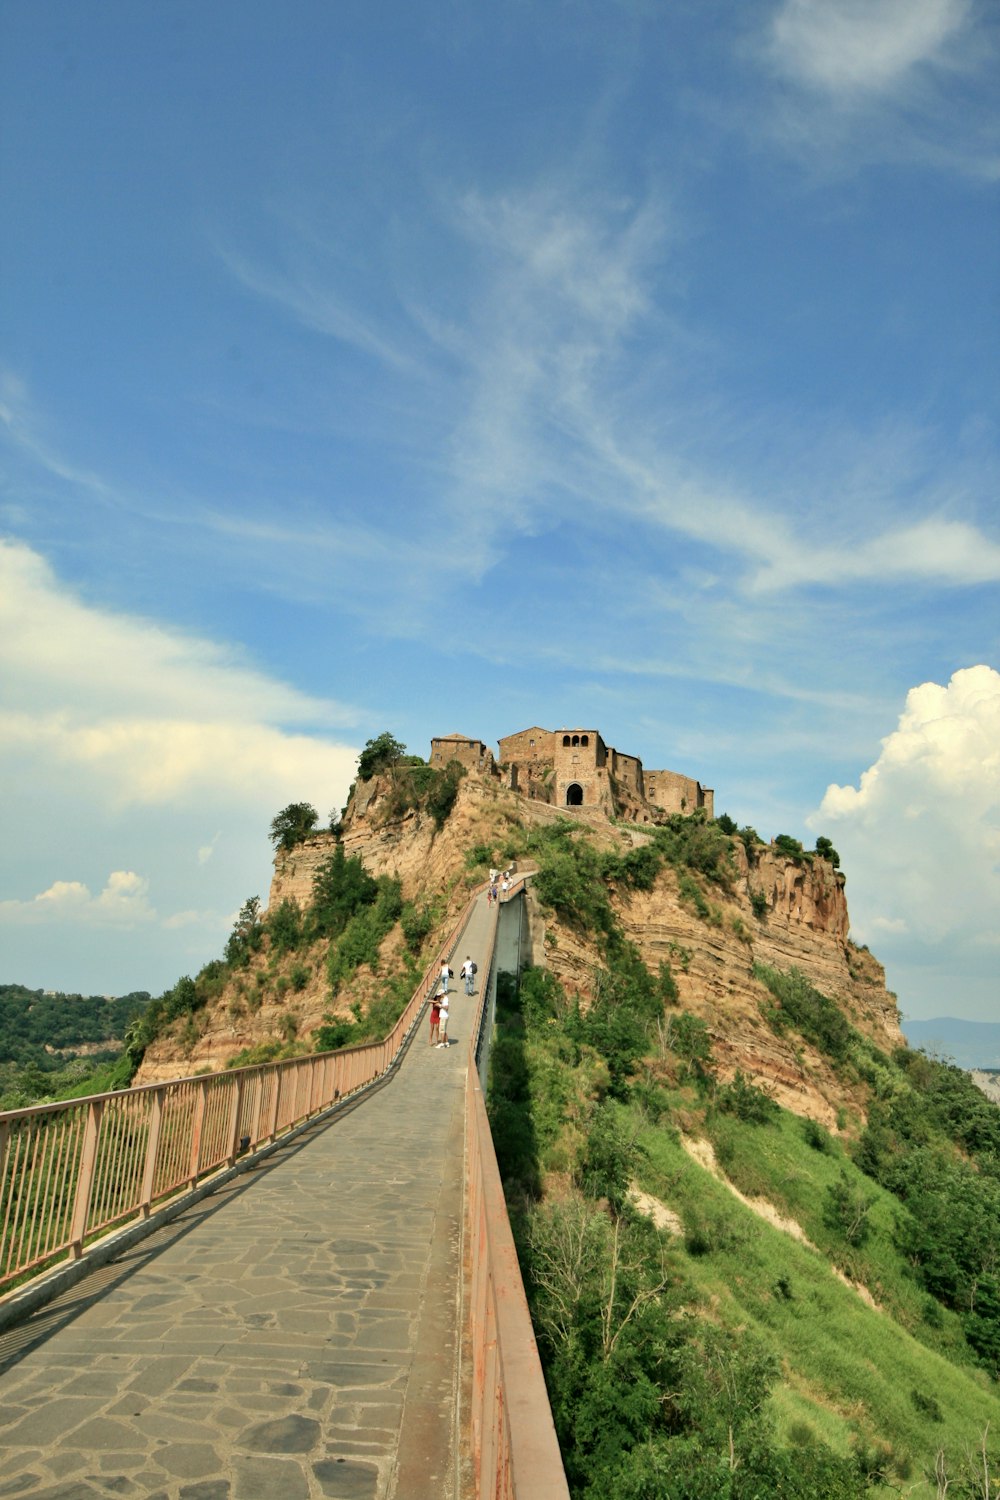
<box><xmin>1</xmin><ymin>0</ymin><xmax>997</xmax><ymax>1022</ymax></box>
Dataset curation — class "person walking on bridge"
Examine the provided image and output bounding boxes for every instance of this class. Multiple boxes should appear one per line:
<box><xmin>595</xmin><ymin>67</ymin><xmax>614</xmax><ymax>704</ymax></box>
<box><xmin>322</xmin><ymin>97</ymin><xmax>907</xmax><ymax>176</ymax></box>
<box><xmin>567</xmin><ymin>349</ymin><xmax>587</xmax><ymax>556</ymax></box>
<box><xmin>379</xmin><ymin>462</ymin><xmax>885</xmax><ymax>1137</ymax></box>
<box><xmin>439</xmin><ymin>958</ymin><xmax>453</xmax><ymax>993</ymax></box>
<box><xmin>461</xmin><ymin>956</ymin><xmax>476</xmax><ymax>995</ymax></box>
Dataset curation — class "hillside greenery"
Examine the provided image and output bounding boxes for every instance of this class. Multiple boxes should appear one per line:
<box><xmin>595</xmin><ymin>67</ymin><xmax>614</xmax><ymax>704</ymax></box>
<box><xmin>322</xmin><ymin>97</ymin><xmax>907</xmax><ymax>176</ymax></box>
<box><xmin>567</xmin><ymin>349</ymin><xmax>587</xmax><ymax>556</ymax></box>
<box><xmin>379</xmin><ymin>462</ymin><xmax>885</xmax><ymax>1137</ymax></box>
<box><xmin>486</xmin><ymin>816</ymin><xmax>1000</xmax><ymax>1499</ymax></box>
<box><xmin>0</xmin><ymin>984</ymin><xmax>152</xmax><ymax>1109</ymax></box>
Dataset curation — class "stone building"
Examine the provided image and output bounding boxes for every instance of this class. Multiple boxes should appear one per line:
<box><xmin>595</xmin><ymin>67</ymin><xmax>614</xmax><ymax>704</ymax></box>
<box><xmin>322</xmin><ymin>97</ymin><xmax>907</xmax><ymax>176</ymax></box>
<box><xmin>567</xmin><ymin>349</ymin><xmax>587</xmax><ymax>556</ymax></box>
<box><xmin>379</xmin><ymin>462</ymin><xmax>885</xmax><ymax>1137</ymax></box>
<box><xmin>429</xmin><ymin>734</ymin><xmax>495</xmax><ymax>775</ymax></box>
<box><xmin>492</xmin><ymin>726</ymin><xmax>713</xmax><ymax>822</ymax></box>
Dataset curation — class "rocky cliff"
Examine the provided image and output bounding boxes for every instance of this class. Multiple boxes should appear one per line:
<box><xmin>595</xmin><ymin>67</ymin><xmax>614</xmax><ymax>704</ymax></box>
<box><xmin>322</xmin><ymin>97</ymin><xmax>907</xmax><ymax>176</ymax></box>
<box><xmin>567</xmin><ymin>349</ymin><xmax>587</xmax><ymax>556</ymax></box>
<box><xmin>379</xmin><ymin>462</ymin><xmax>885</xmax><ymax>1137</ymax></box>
<box><xmin>136</xmin><ymin>773</ymin><xmax>903</xmax><ymax>1126</ymax></box>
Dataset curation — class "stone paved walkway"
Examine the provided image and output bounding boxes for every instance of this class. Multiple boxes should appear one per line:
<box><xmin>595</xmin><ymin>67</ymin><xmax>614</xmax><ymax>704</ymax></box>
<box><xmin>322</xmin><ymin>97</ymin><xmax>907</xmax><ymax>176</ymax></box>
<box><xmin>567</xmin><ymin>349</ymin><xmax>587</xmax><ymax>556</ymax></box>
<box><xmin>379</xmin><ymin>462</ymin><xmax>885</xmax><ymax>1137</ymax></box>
<box><xmin>0</xmin><ymin>895</ymin><xmax>497</xmax><ymax>1500</ymax></box>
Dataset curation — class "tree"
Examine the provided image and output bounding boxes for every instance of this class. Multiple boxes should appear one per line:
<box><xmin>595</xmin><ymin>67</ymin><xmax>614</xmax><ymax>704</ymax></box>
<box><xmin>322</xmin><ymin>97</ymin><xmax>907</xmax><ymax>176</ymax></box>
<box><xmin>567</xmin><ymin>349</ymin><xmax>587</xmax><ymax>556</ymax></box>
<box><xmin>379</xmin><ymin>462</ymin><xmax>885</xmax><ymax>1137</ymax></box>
<box><xmin>357</xmin><ymin>732</ymin><xmax>407</xmax><ymax>780</ymax></box>
<box><xmin>225</xmin><ymin>895</ymin><xmax>263</xmax><ymax>967</ymax></box>
<box><xmin>269</xmin><ymin>802</ymin><xmax>319</xmax><ymax>851</ymax></box>
<box><xmin>823</xmin><ymin>1171</ymin><xmax>875</xmax><ymax>1247</ymax></box>
<box><xmin>815</xmin><ymin>836</ymin><xmax>841</xmax><ymax>869</ymax></box>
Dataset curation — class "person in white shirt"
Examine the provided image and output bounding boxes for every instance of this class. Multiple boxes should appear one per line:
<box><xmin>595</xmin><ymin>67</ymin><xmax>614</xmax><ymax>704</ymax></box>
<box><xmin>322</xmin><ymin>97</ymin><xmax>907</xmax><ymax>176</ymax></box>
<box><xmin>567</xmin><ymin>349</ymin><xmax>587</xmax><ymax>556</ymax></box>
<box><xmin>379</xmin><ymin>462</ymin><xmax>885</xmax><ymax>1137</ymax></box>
<box><xmin>460</xmin><ymin>956</ymin><xmax>476</xmax><ymax>995</ymax></box>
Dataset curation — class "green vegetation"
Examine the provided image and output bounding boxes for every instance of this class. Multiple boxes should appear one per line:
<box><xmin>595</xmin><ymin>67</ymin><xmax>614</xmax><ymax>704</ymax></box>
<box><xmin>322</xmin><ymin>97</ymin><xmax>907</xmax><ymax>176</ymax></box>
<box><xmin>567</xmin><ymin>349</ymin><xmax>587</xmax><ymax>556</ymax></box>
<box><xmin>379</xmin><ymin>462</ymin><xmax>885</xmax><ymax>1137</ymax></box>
<box><xmin>269</xmin><ymin>801</ymin><xmax>319</xmax><ymax>851</ymax></box>
<box><xmin>484</xmin><ymin>819</ymin><xmax>1000</xmax><ymax>1498</ymax></box>
<box><xmin>356</xmin><ymin>730</ymin><xmax>407</xmax><ymax>779</ymax></box>
<box><xmin>815</xmin><ymin>835</ymin><xmax>842</xmax><ymax>869</ymax></box>
<box><xmin>0</xmin><ymin>983</ymin><xmax>153</xmax><ymax>1108</ymax></box>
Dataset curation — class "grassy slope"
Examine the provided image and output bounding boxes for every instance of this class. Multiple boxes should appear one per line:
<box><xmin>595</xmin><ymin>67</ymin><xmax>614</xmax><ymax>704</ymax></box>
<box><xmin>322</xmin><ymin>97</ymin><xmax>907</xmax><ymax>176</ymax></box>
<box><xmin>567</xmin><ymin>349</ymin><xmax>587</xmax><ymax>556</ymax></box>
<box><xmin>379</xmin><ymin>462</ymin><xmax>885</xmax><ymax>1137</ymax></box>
<box><xmin>637</xmin><ymin>1115</ymin><xmax>999</xmax><ymax>1486</ymax></box>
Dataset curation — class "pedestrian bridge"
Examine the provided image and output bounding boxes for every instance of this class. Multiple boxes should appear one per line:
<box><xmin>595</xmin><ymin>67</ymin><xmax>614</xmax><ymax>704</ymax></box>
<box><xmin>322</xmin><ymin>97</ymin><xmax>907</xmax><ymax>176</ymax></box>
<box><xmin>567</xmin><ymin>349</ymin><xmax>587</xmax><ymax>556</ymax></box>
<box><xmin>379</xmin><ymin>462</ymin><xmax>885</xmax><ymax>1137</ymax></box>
<box><xmin>0</xmin><ymin>880</ymin><xmax>570</xmax><ymax>1500</ymax></box>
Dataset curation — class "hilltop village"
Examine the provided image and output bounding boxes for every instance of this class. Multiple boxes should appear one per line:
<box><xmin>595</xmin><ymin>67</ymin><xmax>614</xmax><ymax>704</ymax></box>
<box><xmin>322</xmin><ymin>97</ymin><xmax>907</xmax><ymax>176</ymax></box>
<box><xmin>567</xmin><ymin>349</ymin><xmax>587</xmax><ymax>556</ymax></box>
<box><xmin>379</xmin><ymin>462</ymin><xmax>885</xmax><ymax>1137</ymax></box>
<box><xmin>429</xmin><ymin>724</ymin><xmax>713</xmax><ymax>824</ymax></box>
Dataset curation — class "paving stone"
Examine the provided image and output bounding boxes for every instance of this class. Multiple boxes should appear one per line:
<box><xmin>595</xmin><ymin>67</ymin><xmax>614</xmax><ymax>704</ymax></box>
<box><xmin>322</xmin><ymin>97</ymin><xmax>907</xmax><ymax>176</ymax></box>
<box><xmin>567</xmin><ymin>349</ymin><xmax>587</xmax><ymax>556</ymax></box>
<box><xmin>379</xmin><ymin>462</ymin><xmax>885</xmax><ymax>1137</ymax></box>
<box><xmin>1</xmin><ymin>1398</ymin><xmax>106</xmax><ymax>1446</ymax></box>
<box><xmin>0</xmin><ymin>1475</ymin><xmax>43</xmax><ymax>1496</ymax></box>
<box><xmin>156</xmin><ymin>1444</ymin><xmax>225</xmax><ymax>1480</ymax></box>
<box><xmin>18</xmin><ymin>1485</ymin><xmax>102</xmax><ymax>1499</ymax></box>
<box><xmin>60</xmin><ymin>1419</ymin><xmax>147</xmax><ymax>1453</ymax></box>
<box><xmin>312</xmin><ymin>1457</ymin><xmax>380</xmax><ymax>1499</ymax></box>
<box><xmin>236</xmin><ymin>1414</ymin><xmax>320</xmax><ymax>1455</ymax></box>
<box><xmin>232</xmin><ymin>1455</ymin><xmax>310</xmax><ymax>1500</ymax></box>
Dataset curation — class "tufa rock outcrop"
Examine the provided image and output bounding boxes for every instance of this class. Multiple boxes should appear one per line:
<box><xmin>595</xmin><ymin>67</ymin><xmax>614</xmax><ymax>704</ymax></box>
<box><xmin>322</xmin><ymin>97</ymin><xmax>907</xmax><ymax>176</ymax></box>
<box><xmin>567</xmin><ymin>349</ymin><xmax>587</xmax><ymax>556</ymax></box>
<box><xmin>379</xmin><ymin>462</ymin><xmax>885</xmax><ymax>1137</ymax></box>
<box><xmin>136</xmin><ymin>768</ymin><xmax>902</xmax><ymax>1131</ymax></box>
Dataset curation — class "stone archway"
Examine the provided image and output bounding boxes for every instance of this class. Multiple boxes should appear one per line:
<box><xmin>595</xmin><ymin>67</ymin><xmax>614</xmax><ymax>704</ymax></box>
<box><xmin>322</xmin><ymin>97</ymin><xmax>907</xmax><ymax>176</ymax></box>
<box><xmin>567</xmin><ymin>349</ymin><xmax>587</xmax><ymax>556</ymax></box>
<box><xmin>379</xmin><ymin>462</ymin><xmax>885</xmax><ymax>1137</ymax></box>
<box><xmin>565</xmin><ymin>783</ymin><xmax>584</xmax><ymax>806</ymax></box>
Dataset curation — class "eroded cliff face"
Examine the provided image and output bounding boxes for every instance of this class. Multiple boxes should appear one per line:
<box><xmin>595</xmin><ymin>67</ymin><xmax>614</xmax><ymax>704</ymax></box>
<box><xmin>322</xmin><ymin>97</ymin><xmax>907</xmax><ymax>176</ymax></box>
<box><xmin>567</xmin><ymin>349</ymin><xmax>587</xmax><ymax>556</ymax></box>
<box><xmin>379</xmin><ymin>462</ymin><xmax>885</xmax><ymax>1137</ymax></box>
<box><xmin>136</xmin><ymin>774</ymin><xmax>903</xmax><ymax>1129</ymax></box>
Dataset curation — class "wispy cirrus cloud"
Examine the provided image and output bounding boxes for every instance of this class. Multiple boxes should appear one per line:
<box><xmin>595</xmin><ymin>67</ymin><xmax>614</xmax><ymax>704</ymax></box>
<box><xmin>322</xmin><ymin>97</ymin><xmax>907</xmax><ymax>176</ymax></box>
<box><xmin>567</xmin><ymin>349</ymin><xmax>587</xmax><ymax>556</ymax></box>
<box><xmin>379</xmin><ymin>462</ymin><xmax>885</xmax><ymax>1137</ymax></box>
<box><xmin>759</xmin><ymin>0</ymin><xmax>999</xmax><ymax>178</ymax></box>
<box><xmin>768</xmin><ymin>0</ymin><xmax>972</xmax><ymax>96</ymax></box>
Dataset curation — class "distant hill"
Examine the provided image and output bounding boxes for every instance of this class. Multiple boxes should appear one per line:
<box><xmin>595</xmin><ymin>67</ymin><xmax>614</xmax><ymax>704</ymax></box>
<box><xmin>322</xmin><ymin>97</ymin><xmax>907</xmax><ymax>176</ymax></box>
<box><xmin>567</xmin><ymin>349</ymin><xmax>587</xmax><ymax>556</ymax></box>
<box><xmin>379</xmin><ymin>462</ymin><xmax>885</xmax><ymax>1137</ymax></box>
<box><xmin>0</xmin><ymin>982</ymin><xmax>151</xmax><ymax>1069</ymax></box>
<box><xmin>902</xmin><ymin>1016</ymin><xmax>1000</xmax><ymax>1070</ymax></box>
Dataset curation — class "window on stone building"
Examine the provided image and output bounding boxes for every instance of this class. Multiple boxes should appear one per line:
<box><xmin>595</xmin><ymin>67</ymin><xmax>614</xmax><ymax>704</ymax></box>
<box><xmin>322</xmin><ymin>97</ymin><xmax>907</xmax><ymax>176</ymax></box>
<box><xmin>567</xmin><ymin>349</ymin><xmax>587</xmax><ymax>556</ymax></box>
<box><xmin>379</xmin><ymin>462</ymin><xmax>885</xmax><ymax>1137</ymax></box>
<box><xmin>563</xmin><ymin>735</ymin><xmax>571</xmax><ymax>746</ymax></box>
<box><xmin>581</xmin><ymin>735</ymin><xmax>589</xmax><ymax>747</ymax></box>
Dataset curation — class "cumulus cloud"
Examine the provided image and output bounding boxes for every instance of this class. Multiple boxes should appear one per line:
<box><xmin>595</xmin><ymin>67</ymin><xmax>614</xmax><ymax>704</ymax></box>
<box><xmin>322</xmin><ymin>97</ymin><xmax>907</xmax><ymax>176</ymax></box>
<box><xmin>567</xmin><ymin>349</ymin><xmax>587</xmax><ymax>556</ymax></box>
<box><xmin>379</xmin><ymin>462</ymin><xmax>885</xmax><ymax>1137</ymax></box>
<box><xmin>0</xmin><ymin>872</ymin><xmax>156</xmax><ymax>928</ymax></box>
<box><xmin>812</xmin><ymin>666</ymin><xmax>1000</xmax><ymax>1014</ymax></box>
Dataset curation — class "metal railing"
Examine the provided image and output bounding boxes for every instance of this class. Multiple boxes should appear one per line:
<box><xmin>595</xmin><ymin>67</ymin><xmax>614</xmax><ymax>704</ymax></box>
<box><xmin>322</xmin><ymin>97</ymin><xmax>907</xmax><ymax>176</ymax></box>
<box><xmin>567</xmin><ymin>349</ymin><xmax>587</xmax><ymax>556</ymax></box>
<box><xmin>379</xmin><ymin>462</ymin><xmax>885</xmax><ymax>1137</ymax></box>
<box><xmin>465</xmin><ymin>875</ymin><xmax>570</xmax><ymax>1499</ymax></box>
<box><xmin>0</xmin><ymin>889</ymin><xmax>478</xmax><ymax>1294</ymax></box>
<box><xmin>0</xmin><ymin>872</ymin><xmax>570</xmax><ymax>1497</ymax></box>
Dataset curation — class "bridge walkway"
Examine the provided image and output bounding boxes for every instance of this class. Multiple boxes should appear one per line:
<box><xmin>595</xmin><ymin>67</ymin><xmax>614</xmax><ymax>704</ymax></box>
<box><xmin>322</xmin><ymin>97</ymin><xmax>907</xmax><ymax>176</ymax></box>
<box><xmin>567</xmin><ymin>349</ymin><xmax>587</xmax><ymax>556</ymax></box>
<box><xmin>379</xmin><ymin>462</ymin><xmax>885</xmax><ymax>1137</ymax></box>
<box><xmin>0</xmin><ymin>892</ymin><xmax>499</xmax><ymax>1500</ymax></box>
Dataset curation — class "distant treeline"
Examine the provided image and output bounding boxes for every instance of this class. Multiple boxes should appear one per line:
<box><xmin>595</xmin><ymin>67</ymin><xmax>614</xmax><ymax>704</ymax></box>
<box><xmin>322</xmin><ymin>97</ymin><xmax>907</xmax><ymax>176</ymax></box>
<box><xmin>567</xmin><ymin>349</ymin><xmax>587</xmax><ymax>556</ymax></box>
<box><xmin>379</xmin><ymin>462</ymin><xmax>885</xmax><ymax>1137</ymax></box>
<box><xmin>0</xmin><ymin>983</ymin><xmax>151</xmax><ymax>1070</ymax></box>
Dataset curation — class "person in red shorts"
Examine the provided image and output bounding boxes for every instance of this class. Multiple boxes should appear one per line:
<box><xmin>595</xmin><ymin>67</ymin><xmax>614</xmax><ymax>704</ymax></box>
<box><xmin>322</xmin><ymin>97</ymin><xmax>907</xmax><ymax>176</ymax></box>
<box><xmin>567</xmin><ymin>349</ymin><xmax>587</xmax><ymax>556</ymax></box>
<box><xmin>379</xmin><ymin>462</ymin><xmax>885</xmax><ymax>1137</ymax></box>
<box><xmin>429</xmin><ymin>996</ymin><xmax>441</xmax><ymax>1046</ymax></box>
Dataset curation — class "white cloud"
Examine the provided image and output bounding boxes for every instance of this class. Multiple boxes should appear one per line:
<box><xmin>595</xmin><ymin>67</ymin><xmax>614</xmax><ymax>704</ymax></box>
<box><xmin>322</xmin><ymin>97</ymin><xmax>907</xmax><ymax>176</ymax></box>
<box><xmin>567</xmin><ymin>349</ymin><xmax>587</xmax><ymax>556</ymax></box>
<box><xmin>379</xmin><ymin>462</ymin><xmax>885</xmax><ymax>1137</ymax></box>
<box><xmin>748</xmin><ymin>517</ymin><xmax>1000</xmax><ymax>593</ymax></box>
<box><xmin>0</xmin><ymin>872</ymin><xmax>156</xmax><ymax>928</ymax></box>
<box><xmin>0</xmin><ymin>537</ymin><xmax>355</xmax><ymax>730</ymax></box>
<box><xmin>0</xmin><ymin>539</ymin><xmax>361</xmax><ymax>993</ymax></box>
<box><xmin>0</xmin><ymin>537</ymin><xmax>360</xmax><ymax>809</ymax></box>
<box><xmin>769</xmin><ymin>0</ymin><xmax>971</xmax><ymax>97</ymax></box>
<box><xmin>812</xmin><ymin>666</ymin><xmax>1000</xmax><ymax>1014</ymax></box>
<box><xmin>197</xmin><ymin>834</ymin><xmax>221</xmax><ymax>866</ymax></box>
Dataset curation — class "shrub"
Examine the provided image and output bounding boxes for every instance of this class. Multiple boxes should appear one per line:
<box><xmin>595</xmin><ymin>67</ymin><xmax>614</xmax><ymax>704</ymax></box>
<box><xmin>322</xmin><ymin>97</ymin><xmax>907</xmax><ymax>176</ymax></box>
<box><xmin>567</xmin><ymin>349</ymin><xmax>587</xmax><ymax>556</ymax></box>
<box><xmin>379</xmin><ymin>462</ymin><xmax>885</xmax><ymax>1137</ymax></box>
<box><xmin>823</xmin><ymin>1171</ymin><xmax>875</xmax><ymax>1246</ymax></box>
<box><xmin>309</xmin><ymin>844</ymin><xmax>379</xmax><ymax>941</ymax></box>
<box><xmin>400</xmin><ymin>899</ymin><xmax>434</xmax><ymax>953</ymax></box>
<box><xmin>755</xmin><ymin>964</ymin><xmax>855</xmax><ymax>1063</ymax></box>
<box><xmin>269</xmin><ymin>802</ymin><xmax>318</xmax><ymax>851</ymax></box>
<box><xmin>814</xmin><ymin>836</ymin><xmax>841</xmax><ymax>869</ymax></box>
<box><xmin>749</xmin><ymin>887</ymin><xmax>769</xmax><ymax>920</ymax></box>
<box><xmin>803</xmin><ymin>1117</ymin><xmax>834</xmax><ymax>1153</ymax></box>
<box><xmin>715</xmin><ymin>1070</ymin><xmax>779</xmax><ymax>1124</ymax></box>
<box><xmin>266</xmin><ymin>898</ymin><xmax>303</xmax><ymax>956</ymax></box>
<box><xmin>580</xmin><ymin>1102</ymin><xmax>644</xmax><ymax>1215</ymax></box>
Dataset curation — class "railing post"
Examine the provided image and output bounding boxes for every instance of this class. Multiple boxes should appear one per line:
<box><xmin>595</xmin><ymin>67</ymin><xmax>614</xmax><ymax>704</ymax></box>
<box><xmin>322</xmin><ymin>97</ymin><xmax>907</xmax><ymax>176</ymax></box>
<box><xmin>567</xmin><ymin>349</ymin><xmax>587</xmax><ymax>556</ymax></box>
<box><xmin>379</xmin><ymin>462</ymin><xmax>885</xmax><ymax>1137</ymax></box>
<box><xmin>69</xmin><ymin>1099</ymin><xmax>103</xmax><ymax>1257</ymax></box>
<box><xmin>139</xmin><ymin>1092</ymin><xmax>164</xmax><ymax>1216</ymax></box>
<box><xmin>266</xmin><ymin>1068</ymin><xmax>281</xmax><ymax>1142</ymax></box>
<box><xmin>226</xmin><ymin>1074</ymin><xmax>245</xmax><ymax>1165</ymax></box>
<box><xmin>188</xmin><ymin>1081</ymin><xmax>207</xmax><ymax>1187</ymax></box>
